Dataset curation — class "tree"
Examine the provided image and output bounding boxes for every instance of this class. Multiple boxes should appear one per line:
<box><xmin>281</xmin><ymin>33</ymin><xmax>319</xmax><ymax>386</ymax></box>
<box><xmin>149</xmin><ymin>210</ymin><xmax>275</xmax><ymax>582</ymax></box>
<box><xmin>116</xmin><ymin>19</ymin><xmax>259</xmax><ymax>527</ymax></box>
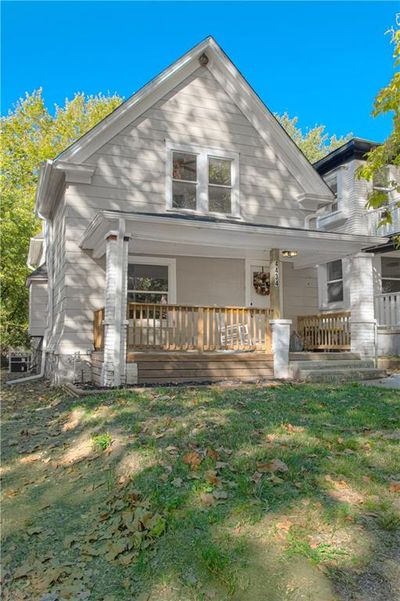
<box><xmin>276</xmin><ymin>112</ymin><xmax>351</xmax><ymax>163</ymax></box>
<box><xmin>357</xmin><ymin>15</ymin><xmax>400</xmax><ymax>237</ymax></box>
<box><xmin>0</xmin><ymin>90</ymin><xmax>123</xmax><ymax>349</ymax></box>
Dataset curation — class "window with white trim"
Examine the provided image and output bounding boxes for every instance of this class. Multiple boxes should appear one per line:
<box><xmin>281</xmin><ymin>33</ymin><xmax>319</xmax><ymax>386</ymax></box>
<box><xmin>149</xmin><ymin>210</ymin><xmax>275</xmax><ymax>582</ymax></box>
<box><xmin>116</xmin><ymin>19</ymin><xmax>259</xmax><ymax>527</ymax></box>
<box><xmin>381</xmin><ymin>257</ymin><xmax>400</xmax><ymax>293</ymax></box>
<box><xmin>325</xmin><ymin>173</ymin><xmax>339</xmax><ymax>213</ymax></box>
<box><xmin>127</xmin><ymin>264</ymin><xmax>169</xmax><ymax>304</ymax></box>
<box><xmin>167</xmin><ymin>144</ymin><xmax>239</xmax><ymax>216</ymax></box>
<box><xmin>373</xmin><ymin>167</ymin><xmax>391</xmax><ymax>206</ymax></box>
<box><xmin>327</xmin><ymin>259</ymin><xmax>343</xmax><ymax>303</ymax></box>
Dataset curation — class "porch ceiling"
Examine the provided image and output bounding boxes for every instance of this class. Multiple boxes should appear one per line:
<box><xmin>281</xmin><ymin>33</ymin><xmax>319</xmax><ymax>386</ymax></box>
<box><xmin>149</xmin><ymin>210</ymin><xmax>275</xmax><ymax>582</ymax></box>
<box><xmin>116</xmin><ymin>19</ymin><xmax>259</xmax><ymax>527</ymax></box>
<box><xmin>80</xmin><ymin>211</ymin><xmax>388</xmax><ymax>269</ymax></box>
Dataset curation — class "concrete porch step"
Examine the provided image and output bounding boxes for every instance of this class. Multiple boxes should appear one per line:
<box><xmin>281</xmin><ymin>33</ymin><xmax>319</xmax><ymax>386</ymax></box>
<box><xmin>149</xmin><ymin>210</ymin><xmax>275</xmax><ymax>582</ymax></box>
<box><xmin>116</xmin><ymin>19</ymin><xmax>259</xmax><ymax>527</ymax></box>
<box><xmin>289</xmin><ymin>352</ymin><xmax>361</xmax><ymax>361</ymax></box>
<box><xmin>290</xmin><ymin>359</ymin><xmax>375</xmax><ymax>377</ymax></box>
<box><xmin>297</xmin><ymin>368</ymin><xmax>387</xmax><ymax>383</ymax></box>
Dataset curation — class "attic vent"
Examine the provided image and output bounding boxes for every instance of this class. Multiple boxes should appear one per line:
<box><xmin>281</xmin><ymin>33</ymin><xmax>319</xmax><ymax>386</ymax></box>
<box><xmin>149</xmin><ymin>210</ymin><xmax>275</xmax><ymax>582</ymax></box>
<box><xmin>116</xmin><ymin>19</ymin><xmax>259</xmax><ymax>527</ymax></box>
<box><xmin>198</xmin><ymin>53</ymin><xmax>209</xmax><ymax>66</ymax></box>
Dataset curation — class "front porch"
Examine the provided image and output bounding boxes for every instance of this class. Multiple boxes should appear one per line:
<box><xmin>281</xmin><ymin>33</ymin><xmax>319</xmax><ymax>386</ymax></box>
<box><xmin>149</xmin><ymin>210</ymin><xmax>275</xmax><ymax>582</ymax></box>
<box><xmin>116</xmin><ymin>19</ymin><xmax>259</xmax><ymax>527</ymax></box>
<box><xmin>82</xmin><ymin>211</ymin><xmax>385</xmax><ymax>387</ymax></box>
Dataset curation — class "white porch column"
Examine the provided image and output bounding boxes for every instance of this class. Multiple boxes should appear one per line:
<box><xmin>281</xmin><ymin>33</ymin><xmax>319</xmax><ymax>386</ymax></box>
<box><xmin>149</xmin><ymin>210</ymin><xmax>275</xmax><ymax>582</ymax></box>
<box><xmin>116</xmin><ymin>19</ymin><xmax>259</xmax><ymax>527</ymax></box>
<box><xmin>101</xmin><ymin>222</ymin><xmax>130</xmax><ymax>387</ymax></box>
<box><xmin>350</xmin><ymin>253</ymin><xmax>376</xmax><ymax>358</ymax></box>
<box><xmin>270</xmin><ymin>319</ymin><xmax>292</xmax><ymax>379</ymax></box>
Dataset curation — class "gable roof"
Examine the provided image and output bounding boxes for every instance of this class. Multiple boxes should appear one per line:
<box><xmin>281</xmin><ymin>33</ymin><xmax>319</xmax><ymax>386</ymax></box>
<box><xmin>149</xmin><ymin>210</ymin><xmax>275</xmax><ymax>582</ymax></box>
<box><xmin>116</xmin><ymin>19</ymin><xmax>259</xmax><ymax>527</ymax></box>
<box><xmin>36</xmin><ymin>36</ymin><xmax>333</xmax><ymax>217</ymax></box>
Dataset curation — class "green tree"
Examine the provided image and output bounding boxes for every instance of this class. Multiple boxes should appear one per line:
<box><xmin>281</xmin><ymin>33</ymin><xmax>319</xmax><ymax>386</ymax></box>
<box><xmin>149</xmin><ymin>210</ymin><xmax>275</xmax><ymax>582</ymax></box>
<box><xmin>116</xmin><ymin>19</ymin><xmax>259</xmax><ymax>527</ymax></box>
<box><xmin>0</xmin><ymin>90</ymin><xmax>122</xmax><ymax>349</ymax></box>
<box><xmin>276</xmin><ymin>112</ymin><xmax>351</xmax><ymax>163</ymax></box>
<box><xmin>357</xmin><ymin>15</ymin><xmax>400</xmax><ymax>235</ymax></box>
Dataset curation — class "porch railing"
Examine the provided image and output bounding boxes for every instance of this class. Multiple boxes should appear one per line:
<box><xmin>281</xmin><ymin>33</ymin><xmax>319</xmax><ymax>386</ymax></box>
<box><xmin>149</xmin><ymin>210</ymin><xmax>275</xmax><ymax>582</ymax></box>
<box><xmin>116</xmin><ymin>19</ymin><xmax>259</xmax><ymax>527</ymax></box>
<box><xmin>368</xmin><ymin>202</ymin><xmax>400</xmax><ymax>237</ymax></box>
<box><xmin>127</xmin><ymin>303</ymin><xmax>273</xmax><ymax>352</ymax></box>
<box><xmin>93</xmin><ymin>308</ymin><xmax>105</xmax><ymax>351</ymax></box>
<box><xmin>374</xmin><ymin>293</ymin><xmax>400</xmax><ymax>328</ymax></box>
<box><xmin>298</xmin><ymin>311</ymin><xmax>351</xmax><ymax>351</ymax></box>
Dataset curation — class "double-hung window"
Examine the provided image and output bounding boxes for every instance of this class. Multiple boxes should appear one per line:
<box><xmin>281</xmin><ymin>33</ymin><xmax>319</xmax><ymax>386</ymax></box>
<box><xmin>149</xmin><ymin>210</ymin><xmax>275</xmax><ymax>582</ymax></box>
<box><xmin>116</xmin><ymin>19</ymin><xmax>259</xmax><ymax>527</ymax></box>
<box><xmin>167</xmin><ymin>143</ymin><xmax>239</xmax><ymax>216</ymax></box>
<box><xmin>381</xmin><ymin>257</ymin><xmax>400</xmax><ymax>293</ymax></box>
<box><xmin>327</xmin><ymin>259</ymin><xmax>343</xmax><ymax>303</ymax></box>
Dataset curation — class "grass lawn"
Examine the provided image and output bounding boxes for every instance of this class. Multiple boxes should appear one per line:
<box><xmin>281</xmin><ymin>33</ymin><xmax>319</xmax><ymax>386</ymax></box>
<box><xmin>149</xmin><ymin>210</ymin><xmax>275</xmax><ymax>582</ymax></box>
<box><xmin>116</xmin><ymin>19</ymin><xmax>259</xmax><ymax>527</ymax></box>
<box><xmin>2</xmin><ymin>378</ymin><xmax>400</xmax><ymax>600</ymax></box>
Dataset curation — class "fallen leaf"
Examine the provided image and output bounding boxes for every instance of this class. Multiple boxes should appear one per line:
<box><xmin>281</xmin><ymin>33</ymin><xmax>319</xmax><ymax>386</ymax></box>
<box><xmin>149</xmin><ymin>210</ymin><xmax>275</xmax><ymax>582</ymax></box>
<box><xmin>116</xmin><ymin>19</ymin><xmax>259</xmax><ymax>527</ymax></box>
<box><xmin>183</xmin><ymin>450</ymin><xmax>202</xmax><ymax>470</ymax></box>
<box><xmin>206</xmin><ymin>448</ymin><xmax>219</xmax><ymax>461</ymax></box>
<box><xmin>213</xmin><ymin>490</ymin><xmax>228</xmax><ymax>500</ymax></box>
<box><xmin>257</xmin><ymin>459</ymin><xmax>288</xmax><ymax>473</ymax></box>
<box><xmin>200</xmin><ymin>492</ymin><xmax>216</xmax><ymax>507</ymax></box>
<box><xmin>171</xmin><ymin>477</ymin><xmax>183</xmax><ymax>488</ymax></box>
<box><xmin>205</xmin><ymin>470</ymin><xmax>220</xmax><ymax>486</ymax></box>
<box><xmin>389</xmin><ymin>481</ymin><xmax>400</xmax><ymax>493</ymax></box>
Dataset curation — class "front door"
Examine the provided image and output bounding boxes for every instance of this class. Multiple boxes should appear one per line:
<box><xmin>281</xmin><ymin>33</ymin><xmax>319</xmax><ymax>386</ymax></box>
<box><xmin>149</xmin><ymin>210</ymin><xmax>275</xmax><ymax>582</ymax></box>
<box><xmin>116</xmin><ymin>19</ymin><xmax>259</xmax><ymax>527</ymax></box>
<box><xmin>248</xmin><ymin>263</ymin><xmax>271</xmax><ymax>309</ymax></box>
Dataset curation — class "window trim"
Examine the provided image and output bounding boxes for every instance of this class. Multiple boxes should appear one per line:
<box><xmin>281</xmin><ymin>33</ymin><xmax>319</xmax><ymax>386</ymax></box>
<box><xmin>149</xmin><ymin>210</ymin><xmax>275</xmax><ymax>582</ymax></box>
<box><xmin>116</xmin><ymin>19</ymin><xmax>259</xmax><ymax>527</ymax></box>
<box><xmin>166</xmin><ymin>141</ymin><xmax>240</xmax><ymax>217</ymax></box>
<box><xmin>324</xmin><ymin>170</ymin><xmax>340</xmax><ymax>214</ymax></box>
<box><xmin>127</xmin><ymin>256</ymin><xmax>177</xmax><ymax>304</ymax></box>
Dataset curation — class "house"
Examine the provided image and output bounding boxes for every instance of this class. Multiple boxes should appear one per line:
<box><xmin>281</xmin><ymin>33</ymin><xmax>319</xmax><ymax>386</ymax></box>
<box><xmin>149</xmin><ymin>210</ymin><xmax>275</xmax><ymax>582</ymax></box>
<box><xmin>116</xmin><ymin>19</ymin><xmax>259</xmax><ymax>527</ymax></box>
<box><xmin>27</xmin><ymin>37</ymin><xmax>392</xmax><ymax>387</ymax></box>
<box><xmin>314</xmin><ymin>138</ymin><xmax>400</xmax><ymax>356</ymax></box>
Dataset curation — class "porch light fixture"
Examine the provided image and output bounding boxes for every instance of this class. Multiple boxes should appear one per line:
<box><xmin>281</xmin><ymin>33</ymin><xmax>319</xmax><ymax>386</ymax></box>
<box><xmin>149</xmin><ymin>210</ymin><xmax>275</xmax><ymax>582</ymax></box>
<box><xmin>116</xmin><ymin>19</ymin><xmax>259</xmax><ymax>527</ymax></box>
<box><xmin>281</xmin><ymin>250</ymin><xmax>298</xmax><ymax>258</ymax></box>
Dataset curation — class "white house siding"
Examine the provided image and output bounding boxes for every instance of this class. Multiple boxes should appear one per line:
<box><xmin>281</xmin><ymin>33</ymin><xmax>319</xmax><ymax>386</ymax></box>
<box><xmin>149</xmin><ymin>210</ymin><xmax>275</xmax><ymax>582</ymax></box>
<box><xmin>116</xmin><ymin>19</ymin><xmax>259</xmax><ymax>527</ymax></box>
<box><xmin>176</xmin><ymin>257</ymin><xmax>245</xmax><ymax>306</ymax></box>
<box><xmin>28</xmin><ymin>281</ymin><xmax>48</xmax><ymax>336</ymax></box>
<box><xmin>282</xmin><ymin>262</ymin><xmax>319</xmax><ymax>329</ymax></box>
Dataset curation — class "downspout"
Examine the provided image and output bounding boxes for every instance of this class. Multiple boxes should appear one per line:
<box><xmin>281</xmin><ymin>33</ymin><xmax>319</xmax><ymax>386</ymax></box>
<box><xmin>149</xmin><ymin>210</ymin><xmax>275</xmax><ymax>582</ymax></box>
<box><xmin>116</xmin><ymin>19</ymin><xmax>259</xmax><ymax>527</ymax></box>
<box><xmin>7</xmin><ymin>218</ymin><xmax>54</xmax><ymax>385</ymax></box>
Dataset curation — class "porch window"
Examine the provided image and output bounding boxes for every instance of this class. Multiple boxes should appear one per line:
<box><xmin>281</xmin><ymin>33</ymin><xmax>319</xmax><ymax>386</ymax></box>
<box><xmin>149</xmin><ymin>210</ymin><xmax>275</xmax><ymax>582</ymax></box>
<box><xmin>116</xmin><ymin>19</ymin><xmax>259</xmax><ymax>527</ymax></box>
<box><xmin>327</xmin><ymin>259</ymin><xmax>343</xmax><ymax>303</ymax></box>
<box><xmin>127</xmin><ymin>264</ymin><xmax>168</xmax><ymax>304</ymax></box>
<box><xmin>381</xmin><ymin>257</ymin><xmax>400</xmax><ymax>293</ymax></box>
<box><xmin>167</xmin><ymin>143</ymin><xmax>239</xmax><ymax>216</ymax></box>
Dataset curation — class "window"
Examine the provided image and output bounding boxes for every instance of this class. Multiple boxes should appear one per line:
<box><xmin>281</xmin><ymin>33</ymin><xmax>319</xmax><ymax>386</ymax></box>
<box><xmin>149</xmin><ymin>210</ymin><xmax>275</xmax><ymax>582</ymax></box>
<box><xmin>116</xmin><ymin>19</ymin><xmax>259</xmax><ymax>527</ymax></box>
<box><xmin>127</xmin><ymin>264</ymin><xmax>168</xmax><ymax>304</ymax></box>
<box><xmin>327</xmin><ymin>259</ymin><xmax>343</xmax><ymax>303</ymax></box>
<box><xmin>381</xmin><ymin>257</ymin><xmax>400</xmax><ymax>293</ymax></box>
<box><xmin>168</xmin><ymin>144</ymin><xmax>239</xmax><ymax>216</ymax></box>
<box><xmin>208</xmin><ymin>158</ymin><xmax>232</xmax><ymax>213</ymax></box>
<box><xmin>172</xmin><ymin>152</ymin><xmax>197</xmax><ymax>210</ymax></box>
<box><xmin>325</xmin><ymin>174</ymin><xmax>338</xmax><ymax>213</ymax></box>
<box><xmin>373</xmin><ymin>167</ymin><xmax>390</xmax><ymax>206</ymax></box>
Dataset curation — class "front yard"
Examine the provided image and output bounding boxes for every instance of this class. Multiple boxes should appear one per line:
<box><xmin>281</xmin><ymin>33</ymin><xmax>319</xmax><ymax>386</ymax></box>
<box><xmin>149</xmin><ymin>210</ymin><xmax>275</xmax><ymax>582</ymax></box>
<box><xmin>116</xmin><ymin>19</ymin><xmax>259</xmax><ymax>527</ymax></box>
<box><xmin>1</xmin><ymin>377</ymin><xmax>400</xmax><ymax>600</ymax></box>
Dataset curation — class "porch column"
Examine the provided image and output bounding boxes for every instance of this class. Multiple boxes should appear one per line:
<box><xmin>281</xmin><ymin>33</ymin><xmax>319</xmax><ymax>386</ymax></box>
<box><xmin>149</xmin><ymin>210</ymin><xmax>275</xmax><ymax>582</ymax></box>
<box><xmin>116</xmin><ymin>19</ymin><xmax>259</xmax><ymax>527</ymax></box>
<box><xmin>350</xmin><ymin>253</ymin><xmax>376</xmax><ymax>358</ymax></box>
<box><xmin>270</xmin><ymin>319</ymin><xmax>292</xmax><ymax>379</ymax></box>
<box><xmin>269</xmin><ymin>249</ymin><xmax>281</xmax><ymax>319</ymax></box>
<box><xmin>101</xmin><ymin>225</ymin><xmax>130</xmax><ymax>387</ymax></box>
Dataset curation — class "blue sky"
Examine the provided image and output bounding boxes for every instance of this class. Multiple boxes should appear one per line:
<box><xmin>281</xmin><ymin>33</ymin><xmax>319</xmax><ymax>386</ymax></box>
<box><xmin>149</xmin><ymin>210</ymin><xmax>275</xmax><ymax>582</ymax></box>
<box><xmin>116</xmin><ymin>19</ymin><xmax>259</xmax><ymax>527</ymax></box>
<box><xmin>2</xmin><ymin>1</ymin><xmax>397</xmax><ymax>142</ymax></box>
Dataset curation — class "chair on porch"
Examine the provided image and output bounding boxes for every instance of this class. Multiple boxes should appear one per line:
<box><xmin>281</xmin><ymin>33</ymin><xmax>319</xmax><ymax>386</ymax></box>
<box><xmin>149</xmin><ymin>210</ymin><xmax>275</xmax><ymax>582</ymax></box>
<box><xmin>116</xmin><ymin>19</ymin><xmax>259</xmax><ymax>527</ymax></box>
<box><xmin>216</xmin><ymin>312</ymin><xmax>252</xmax><ymax>349</ymax></box>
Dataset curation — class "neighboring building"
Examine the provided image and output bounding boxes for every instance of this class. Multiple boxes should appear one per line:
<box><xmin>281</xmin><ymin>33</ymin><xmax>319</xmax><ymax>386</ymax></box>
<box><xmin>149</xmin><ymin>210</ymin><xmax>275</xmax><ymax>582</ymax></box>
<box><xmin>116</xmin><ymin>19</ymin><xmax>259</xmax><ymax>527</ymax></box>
<box><xmin>314</xmin><ymin>138</ymin><xmax>400</xmax><ymax>356</ymax></box>
<box><xmin>27</xmin><ymin>38</ymin><xmax>392</xmax><ymax>387</ymax></box>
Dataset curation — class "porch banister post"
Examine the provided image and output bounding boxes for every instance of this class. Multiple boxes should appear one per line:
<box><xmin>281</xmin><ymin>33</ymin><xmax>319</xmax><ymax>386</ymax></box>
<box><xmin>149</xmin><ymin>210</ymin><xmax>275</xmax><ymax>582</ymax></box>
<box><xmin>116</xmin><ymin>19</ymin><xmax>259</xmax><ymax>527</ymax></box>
<box><xmin>349</xmin><ymin>253</ymin><xmax>376</xmax><ymax>358</ymax></box>
<box><xmin>270</xmin><ymin>319</ymin><xmax>292</xmax><ymax>379</ymax></box>
<box><xmin>101</xmin><ymin>220</ymin><xmax>130</xmax><ymax>387</ymax></box>
<box><xmin>269</xmin><ymin>249</ymin><xmax>281</xmax><ymax>319</ymax></box>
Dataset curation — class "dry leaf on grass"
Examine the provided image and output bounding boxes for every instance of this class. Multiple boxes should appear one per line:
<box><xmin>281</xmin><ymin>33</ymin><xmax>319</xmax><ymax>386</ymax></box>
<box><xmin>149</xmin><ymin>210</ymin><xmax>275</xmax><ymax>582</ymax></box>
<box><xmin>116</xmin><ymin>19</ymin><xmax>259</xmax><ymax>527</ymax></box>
<box><xmin>389</xmin><ymin>481</ymin><xmax>400</xmax><ymax>493</ymax></box>
<box><xmin>257</xmin><ymin>459</ymin><xmax>289</xmax><ymax>473</ymax></box>
<box><xmin>206</xmin><ymin>448</ymin><xmax>219</xmax><ymax>461</ymax></box>
<box><xmin>200</xmin><ymin>492</ymin><xmax>216</xmax><ymax>507</ymax></box>
<box><xmin>182</xmin><ymin>450</ymin><xmax>202</xmax><ymax>470</ymax></box>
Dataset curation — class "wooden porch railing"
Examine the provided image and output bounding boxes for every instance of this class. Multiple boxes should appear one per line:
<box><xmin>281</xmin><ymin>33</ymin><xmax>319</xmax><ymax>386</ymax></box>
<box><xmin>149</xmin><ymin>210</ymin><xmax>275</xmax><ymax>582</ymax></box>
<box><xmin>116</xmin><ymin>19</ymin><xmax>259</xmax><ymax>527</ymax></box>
<box><xmin>374</xmin><ymin>293</ymin><xmax>400</xmax><ymax>328</ymax></box>
<box><xmin>298</xmin><ymin>311</ymin><xmax>351</xmax><ymax>351</ymax></box>
<box><xmin>93</xmin><ymin>308</ymin><xmax>105</xmax><ymax>351</ymax></box>
<box><xmin>127</xmin><ymin>303</ymin><xmax>273</xmax><ymax>352</ymax></box>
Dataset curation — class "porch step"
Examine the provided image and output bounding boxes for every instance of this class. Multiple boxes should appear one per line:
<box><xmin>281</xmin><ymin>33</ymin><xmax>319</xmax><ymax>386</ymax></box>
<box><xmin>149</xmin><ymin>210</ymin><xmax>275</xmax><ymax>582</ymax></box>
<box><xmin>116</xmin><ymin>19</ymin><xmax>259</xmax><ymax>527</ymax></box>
<box><xmin>296</xmin><ymin>368</ymin><xmax>387</xmax><ymax>383</ymax></box>
<box><xmin>289</xmin><ymin>352</ymin><xmax>361</xmax><ymax>361</ymax></box>
<box><xmin>290</xmin><ymin>359</ymin><xmax>374</xmax><ymax>378</ymax></box>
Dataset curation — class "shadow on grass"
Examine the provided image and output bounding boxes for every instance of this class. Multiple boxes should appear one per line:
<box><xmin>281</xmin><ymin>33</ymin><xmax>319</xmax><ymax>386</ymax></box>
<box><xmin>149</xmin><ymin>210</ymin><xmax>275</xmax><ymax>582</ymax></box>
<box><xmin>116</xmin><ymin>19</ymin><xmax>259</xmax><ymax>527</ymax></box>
<box><xmin>1</xmin><ymin>381</ymin><xmax>400</xmax><ymax>600</ymax></box>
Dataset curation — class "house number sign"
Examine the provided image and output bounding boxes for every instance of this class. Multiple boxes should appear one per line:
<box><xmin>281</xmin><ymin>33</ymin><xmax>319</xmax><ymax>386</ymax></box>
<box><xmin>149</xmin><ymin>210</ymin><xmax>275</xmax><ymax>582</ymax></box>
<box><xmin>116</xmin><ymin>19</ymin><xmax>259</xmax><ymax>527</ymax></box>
<box><xmin>272</xmin><ymin>260</ymin><xmax>280</xmax><ymax>287</ymax></box>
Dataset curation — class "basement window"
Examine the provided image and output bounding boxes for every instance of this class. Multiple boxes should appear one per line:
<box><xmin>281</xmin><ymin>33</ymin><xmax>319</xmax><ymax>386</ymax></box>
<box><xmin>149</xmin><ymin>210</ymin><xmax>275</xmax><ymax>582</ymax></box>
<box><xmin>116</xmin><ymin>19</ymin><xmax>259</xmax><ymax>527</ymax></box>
<box><xmin>327</xmin><ymin>259</ymin><xmax>343</xmax><ymax>303</ymax></box>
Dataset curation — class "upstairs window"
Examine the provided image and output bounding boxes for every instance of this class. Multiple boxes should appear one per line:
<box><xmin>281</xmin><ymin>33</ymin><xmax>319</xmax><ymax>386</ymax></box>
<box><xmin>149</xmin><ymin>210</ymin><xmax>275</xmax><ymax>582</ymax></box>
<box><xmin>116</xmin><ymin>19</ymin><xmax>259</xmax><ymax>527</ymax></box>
<box><xmin>373</xmin><ymin>167</ymin><xmax>390</xmax><ymax>206</ymax></box>
<box><xmin>172</xmin><ymin>152</ymin><xmax>197</xmax><ymax>210</ymax></box>
<box><xmin>327</xmin><ymin>259</ymin><xmax>343</xmax><ymax>303</ymax></box>
<box><xmin>325</xmin><ymin>174</ymin><xmax>339</xmax><ymax>213</ymax></box>
<box><xmin>167</xmin><ymin>143</ymin><xmax>239</xmax><ymax>216</ymax></box>
<box><xmin>381</xmin><ymin>257</ymin><xmax>400</xmax><ymax>293</ymax></box>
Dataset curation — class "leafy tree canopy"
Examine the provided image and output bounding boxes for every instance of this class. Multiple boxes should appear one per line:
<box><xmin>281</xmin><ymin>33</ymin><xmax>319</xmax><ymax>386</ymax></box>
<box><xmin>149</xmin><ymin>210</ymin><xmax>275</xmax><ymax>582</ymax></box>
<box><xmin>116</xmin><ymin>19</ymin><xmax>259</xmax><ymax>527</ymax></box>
<box><xmin>358</xmin><ymin>15</ymin><xmax>400</xmax><ymax>235</ymax></box>
<box><xmin>276</xmin><ymin>112</ymin><xmax>351</xmax><ymax>163</ymax></box>
<box><xmin>0</xmin><ymin>90</ymin><xmax>122</xmax><ymax>348</ymax></box>
<box><xmin>0</xmin><ymin>89</ymin><xmax>350</xmax><ymax>349</ymax></box>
